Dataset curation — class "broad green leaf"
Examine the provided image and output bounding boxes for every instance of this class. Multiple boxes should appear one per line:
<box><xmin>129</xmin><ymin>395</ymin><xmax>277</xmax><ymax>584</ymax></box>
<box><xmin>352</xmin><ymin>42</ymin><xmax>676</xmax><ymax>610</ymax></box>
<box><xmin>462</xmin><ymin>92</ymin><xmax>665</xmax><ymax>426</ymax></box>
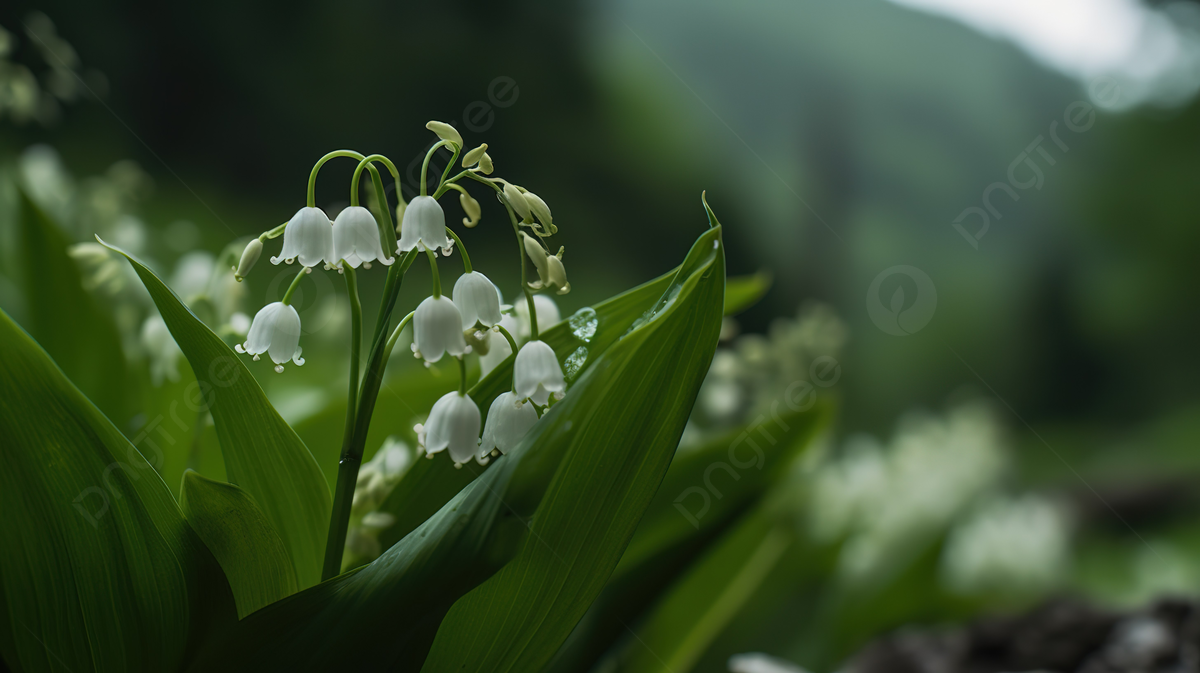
<box><xmin>14</xmin><ymin>186</ymin><xmax>134</xmax><ymax>427</ymax></box>
<box><xmin>102</xmin><ymin>239</ymin><xmax>332</xmax><ymax>589</ymax></box>
<box><xmin>190</xmin><ymin>219</ymin><xmax>725</xmax><ymax>671</ymax></box>
<box><xmin>723</xmin><ymin>270</ymin><xmax>772</xmax><ymax>316</ymax></box>
<box><xmin>615</xmin><ymin>506</ymin><xmax>795</xmax><ymax>673</ymax></box>
<box><xmin>180</xmin><ymin>471</ymin><xmax>298</xmax><ymax>618</ymax></box>
<box><xmin>421</xmin><ymin>219</ymin><xmax>726</xmax><ymax>672</ymax></box>
<box><xmin>0</xmin><ymin>308</ymin><xmax>236</xmax><ymax>672</ymax></box>
<box><xmin>544</xmin><ymin>401</ymin><xmax>828</xmax><ymax>673</ymax></box>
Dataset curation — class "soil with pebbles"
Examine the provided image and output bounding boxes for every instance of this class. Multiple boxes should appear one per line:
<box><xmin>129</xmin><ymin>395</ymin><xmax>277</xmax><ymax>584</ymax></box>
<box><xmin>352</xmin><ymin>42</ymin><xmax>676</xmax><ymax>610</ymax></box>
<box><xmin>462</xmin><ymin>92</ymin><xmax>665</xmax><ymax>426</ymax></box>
<box><xmin>846</xmin><ymin>597</ymin><xmax>1200</xmax><ymax>673</ymax></box>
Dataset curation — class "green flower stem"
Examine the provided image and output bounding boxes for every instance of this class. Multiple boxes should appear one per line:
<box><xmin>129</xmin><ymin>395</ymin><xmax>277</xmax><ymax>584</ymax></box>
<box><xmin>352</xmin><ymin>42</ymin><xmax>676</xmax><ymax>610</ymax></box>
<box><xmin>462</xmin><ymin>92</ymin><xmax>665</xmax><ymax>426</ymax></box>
<box><xmin>438</xmin><ymin>144</ymin><xmax>461</xmax><ymax>192</ymax></box>
<box><xmin>458</xmin><ymin>355</ymin><xmax>468</xmax><ymax>395</ymax></box>
<box><xmin>460</xmin><ymin>172</ymin><xmax>540</xmax><ymax>340</ymax></box>
<box><xmin>382</xmin><ymin>311</ymin><xmax>416</xmax><ymax>363</ymax></box>
<box><xmin>259</xmin><ymin>221</ymin><xmax>288</xmax><ymax>241</ymax></box>
<box><xmin>308</xmin><ymin>149</ymin><xmax>366</xmax><ymax>208</ymax></box>
<box><xmin>431</xmin><ymin>170</ymin><xmax>471</xmax><ymax>199</ymax></box>
<box><xmin>347</xmin><ymin>155</ymin><xmax>401</xmax><ymax>258</ymax></box>
<box><xmin>494</xmin><ymin>322</ymin><xmax>519</xmax><ymax>354</ymax></box>
<box><xmin>321</xmin><ymin>249</ymin><xmax>418</xmax><ymax>581</ymax></box>
<box><xmin>280</xmin><ymin>269</ymin><xmax>308</xmax><ymax>305</ymax></box>
<box><xmin>321</xmin><ymin>264</ymin><xmax>362</xmax><ymax>580</ymax></box>
<box><xmin>426</xmin><ymin>248</ymin><xmax>442</xmax><ymax>298</ymax></box>
<box><xmin>443</xmin><ymin>227</ymin><xmax>472</xmax><ymax>274</ymax></box>
<box><xmin>493</xmin><ymin>323</ymin><xmax>520</xmax><ymax>393</ymax></box>
<box><xmin>419</xmin><ymin>140</ymin><xmax>452</xmax><ymax>197</ymax></box>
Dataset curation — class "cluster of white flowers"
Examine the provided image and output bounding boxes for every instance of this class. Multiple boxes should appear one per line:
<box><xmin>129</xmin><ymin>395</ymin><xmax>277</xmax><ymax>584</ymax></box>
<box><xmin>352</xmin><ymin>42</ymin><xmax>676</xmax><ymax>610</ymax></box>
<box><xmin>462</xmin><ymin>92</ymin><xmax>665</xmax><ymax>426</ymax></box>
<box><xmin>344</xmin><ymin>437</ymin><xmax>414</xmax><ymax>561</ymax></box>
<box><xmin>807</xmin><ymin>402</ymin><xmax>1008</xmax><ymax>580</ymax></box>
<box><xmin>233</xmin><ymin>121</ymin><xmax>572</xmax><ymax>466</ymax></box>
<box><xmin>2</xmin><ymin>145</ymin><xmax>248</xmax><ymax>387</ymax></box>
<box><xmin>684</xmin><ymin>303</ymin><xmax>847</xmax><ymax>448</ymax></box>
<box><xmin>941</xmin><ymin>494</ymin><xmax>1071</xmax><ymax>595</ymax></box>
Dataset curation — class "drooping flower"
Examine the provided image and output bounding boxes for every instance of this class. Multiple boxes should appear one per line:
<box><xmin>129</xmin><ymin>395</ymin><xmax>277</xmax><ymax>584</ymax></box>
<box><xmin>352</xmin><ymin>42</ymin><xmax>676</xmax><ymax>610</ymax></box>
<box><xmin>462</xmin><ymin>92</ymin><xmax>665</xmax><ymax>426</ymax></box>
<box><xmin>479</xmin><ymin>391</ymin><xmax>539</xmax><ymax>459</ymax></box>
<box><xmin>418</xmin><ymin>391</ymin><xmax>481</xmax><ymax>465</ymax></box>
<box><xmin>272</xmin><ymin>207</ymin><xmax>333</xmax><ymax>268</ymax></box>
<box><xmin>333</xmin><ymin>206</ymin><xmax>394</xmax><ymax>269</ymax></box>
<box><xmin>462</xmin><ymin>143</ymin><xmax>488</xmax><ymax>168</ymax></box>
<box><xmin>236</xmin><ymin>301</ymin><xmax>305</xmax><ymax>373</ymax></box>
<box><xmin>398</xmin><ymin>195</ymin><xmax>452</xmax><ymax>253</ymax></box>
<box><xmin>412</xmin><ymin>295</ymin><xmax>467</xmax><ymax>363</ymax></box>
<box><xmin>504</xmin><ymin>183</ymin><xmax>532</xmax><ymax>221</ymax></box>
<box><xmin>544</xmin><ymin>254</ymin><xmax>570</xmax><ymax>295</ymax></box>
<box><xmin>453</xmin><ymin>271</ymin><xmax>502</xmax><ymax>329</ymax></box>
<box><xmin>480</xmin><ymin>313</ymin><xmax>521</xmax><ymax>378</ymax></box>
<box><xmin>514</xmin><ymin>340</ymin><xmax>566</xmax><ymax>405</ymax></box>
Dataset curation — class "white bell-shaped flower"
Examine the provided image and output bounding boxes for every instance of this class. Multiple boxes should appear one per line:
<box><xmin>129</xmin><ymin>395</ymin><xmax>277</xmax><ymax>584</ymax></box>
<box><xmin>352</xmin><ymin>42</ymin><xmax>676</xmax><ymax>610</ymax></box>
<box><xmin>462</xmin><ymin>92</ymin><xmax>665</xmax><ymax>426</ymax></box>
<box><xmin>479</xmin><ymin>391</ymin><xmax>538</xmax><ymax>458</ymax></box>
<box><xmin>412</xmin><ymin>295</ymin><xmax>467</xmax><ymax>363</ymax></box>
<box><xmin>420</xmin><ymin>391</ymin><xmax>481</xmax><ymax>464</ymax></box>
<box><xmin>333</xmin><ymin>206</ymin><xmax>394</xmax><ymax>269</ymax></box>
<box><xmin>515</xmin><ymin>294</ymin><xmax>561</xmax><ymax>342</ymax></box>
<box><xmin>272</xmin><ymin>207</ymin><xmax>333</xmax><ymax>268</ymax></box>
<box><xmin>480</xmin><ymin>313</ymin><xmax>520</xmax><ymax>378</ymax></box>
<box><xmin>514</xmin><ymin>340</ymin><xmax>566</xmax><ymax>405</ymax></box>
<box><xmin>398</xmin><ymin>196</ymin><xmax>452</xmax><ymax>253</ymax></box>
<box><xmin>453</xmin><ymin>271</ymin><xmax>502</xmax><ymax>329</ymax></box>
<box><xmin>236</xmin><ymin>301</ymin><xmax>305</xmax><ymax>373</ymax></box>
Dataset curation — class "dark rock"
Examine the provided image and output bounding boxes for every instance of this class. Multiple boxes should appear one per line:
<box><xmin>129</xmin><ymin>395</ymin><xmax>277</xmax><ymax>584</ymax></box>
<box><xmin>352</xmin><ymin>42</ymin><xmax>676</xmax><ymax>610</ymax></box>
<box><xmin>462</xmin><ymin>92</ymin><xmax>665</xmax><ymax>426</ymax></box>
<box><xmin>847</xmin><ymin>597</ymin><xmax>1200</xmax><ymax>673</ymax></box>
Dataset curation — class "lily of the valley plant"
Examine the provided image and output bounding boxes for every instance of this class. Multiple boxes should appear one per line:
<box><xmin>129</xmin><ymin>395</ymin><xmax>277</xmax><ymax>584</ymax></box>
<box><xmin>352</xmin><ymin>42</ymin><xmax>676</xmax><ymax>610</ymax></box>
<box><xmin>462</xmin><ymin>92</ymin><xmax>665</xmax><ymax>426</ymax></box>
<box><xmin>234</xmin><ymin>122</ymin><xmax>572</xmax><ymax>578</ymax></box>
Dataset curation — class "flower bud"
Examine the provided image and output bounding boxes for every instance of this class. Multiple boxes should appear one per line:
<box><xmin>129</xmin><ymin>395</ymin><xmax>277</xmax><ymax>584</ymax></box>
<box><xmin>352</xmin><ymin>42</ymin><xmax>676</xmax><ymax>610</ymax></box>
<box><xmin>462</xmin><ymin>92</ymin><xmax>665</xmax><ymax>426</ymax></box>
<box><xmin>521</xmin><ymin>232</ymin><xmax>550</xmax><ymax>287</ymax></box>
<box><xmin>426</xmin><ymin>120</ymin><xmax>463</xmax><ymax>148</ymax></box>
<box><xmin>523</xmin><ymin>191</ymin><xmax>553</xmax><ymax>225</ymax></box>
<box><xmin>462</xmin><ymin>143</ymin><xmax>488</xmax><ymax>168</ymax></box>
<box><xmin>234</xmin><ymin>238</ymin><xmax>263</xmax><ymax>281</ymax></box>
<box><xmin>546</xmin><ymin>254</ymin><xmax>570</xmax><ymax>295</ymax></box>
<box><xmin>477</xmin><ymin>152</ymin><xmax>495</xmax><ymax>175</ymax></box>
<box><xmin>504</xmin><ymin>183</ymin><xmax>532</xmax><ymax>222</ymax></box>
<box><xmin>460</xmin><ymin>192</ymin><xmax>481</xmax><ymax>228</ymax></box>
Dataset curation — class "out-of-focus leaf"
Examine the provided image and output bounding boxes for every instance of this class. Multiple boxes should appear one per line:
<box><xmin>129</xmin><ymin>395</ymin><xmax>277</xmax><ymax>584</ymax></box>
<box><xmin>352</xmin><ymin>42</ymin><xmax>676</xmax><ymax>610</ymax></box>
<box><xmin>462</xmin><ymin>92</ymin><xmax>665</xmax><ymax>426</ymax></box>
<box><xmin>102</xmin><ymin>238</ymin><xmax>331</xmax><ymax>589</ymax></box>
<box><xmin>180</xmin><ymin>471</ymin><xmax>298</xmax><ymax>618</ymax></box>
<box><xmin>544</xmin><ymin>401</ymin><xmax>828</xmax><ymax>673</ymax></box>
<box><xmin>618</xmin><ymin>401</ymin><xmax>828</xmax><ymax>577</ymax></box>
<box><xmin>615</xmin><ymin>506</ymin><xmax>795</xmax><ymax>673</ymax></box>
<box><xmin>723</xmin><ymin>270</ymin><xmax>772</xmax><ymax>316</ymax></box>
<box><xmin>190</xmin><ymin>216</ymin><xmax>725</xmax><ymax>672</ymax></box>
<box><xmin>421</xmin><ymin>217</ymin><xmax>725</xmax><ymax>672</ymax></box>
<box><xmin>0</xmin><ymin>308</ymin><xmax>236</xmax><ymax>672</ymax></box>
<box><xmin>15</xmin><ymin>186</ymin><xmax>134</xmax><ymax>427</ymax></box>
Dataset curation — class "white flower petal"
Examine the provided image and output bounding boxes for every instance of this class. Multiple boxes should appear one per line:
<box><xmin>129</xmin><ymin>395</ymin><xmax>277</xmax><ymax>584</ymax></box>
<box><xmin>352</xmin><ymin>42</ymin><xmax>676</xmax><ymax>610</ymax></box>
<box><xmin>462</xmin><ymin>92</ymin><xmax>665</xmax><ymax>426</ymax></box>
<box><xmin>398</xmin><ymin>196</ymin><xmax>451</xmax><ymax>253</ymax></box>
<box><xmin>453</xmin><ymin>271</ymin><xmax>503</xmax><ymax>329</ymax></box>
<box><xmin>479</xmin><ymin>392</ymin><xmax>538</xmax><ymax>457</ymax></box>
<box><xmin>414</xmin><ymin>295</ymin><xmax>467</xmax><ymax>363</ymax></box>
<box><xmin>514</xmin><ymin>340</ymin><xmax>565</xmax><ymax>404</ymax></box>
<box><xmin>423</xmin><ymin>392</ymin><xmax>481</xmax><ymax>464</ymax></box>
<box><xmin>333</xmin><ymin>206</ymin><xmax>393</xmax><ymax>268</ymax></box>
<box><xmin>243</xmin><ymin>302</ymin><xmax>303</xmax><ymax>366</ymax></box>
<box><xmin>515</xmin><ymin>294</ymin><xmax>561</xmax><ymax>341</ymax></box>
<box><xmin>274</xmin><ymin>207</ymin><xmax>333</xmax><ymax>268</ymax></box>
